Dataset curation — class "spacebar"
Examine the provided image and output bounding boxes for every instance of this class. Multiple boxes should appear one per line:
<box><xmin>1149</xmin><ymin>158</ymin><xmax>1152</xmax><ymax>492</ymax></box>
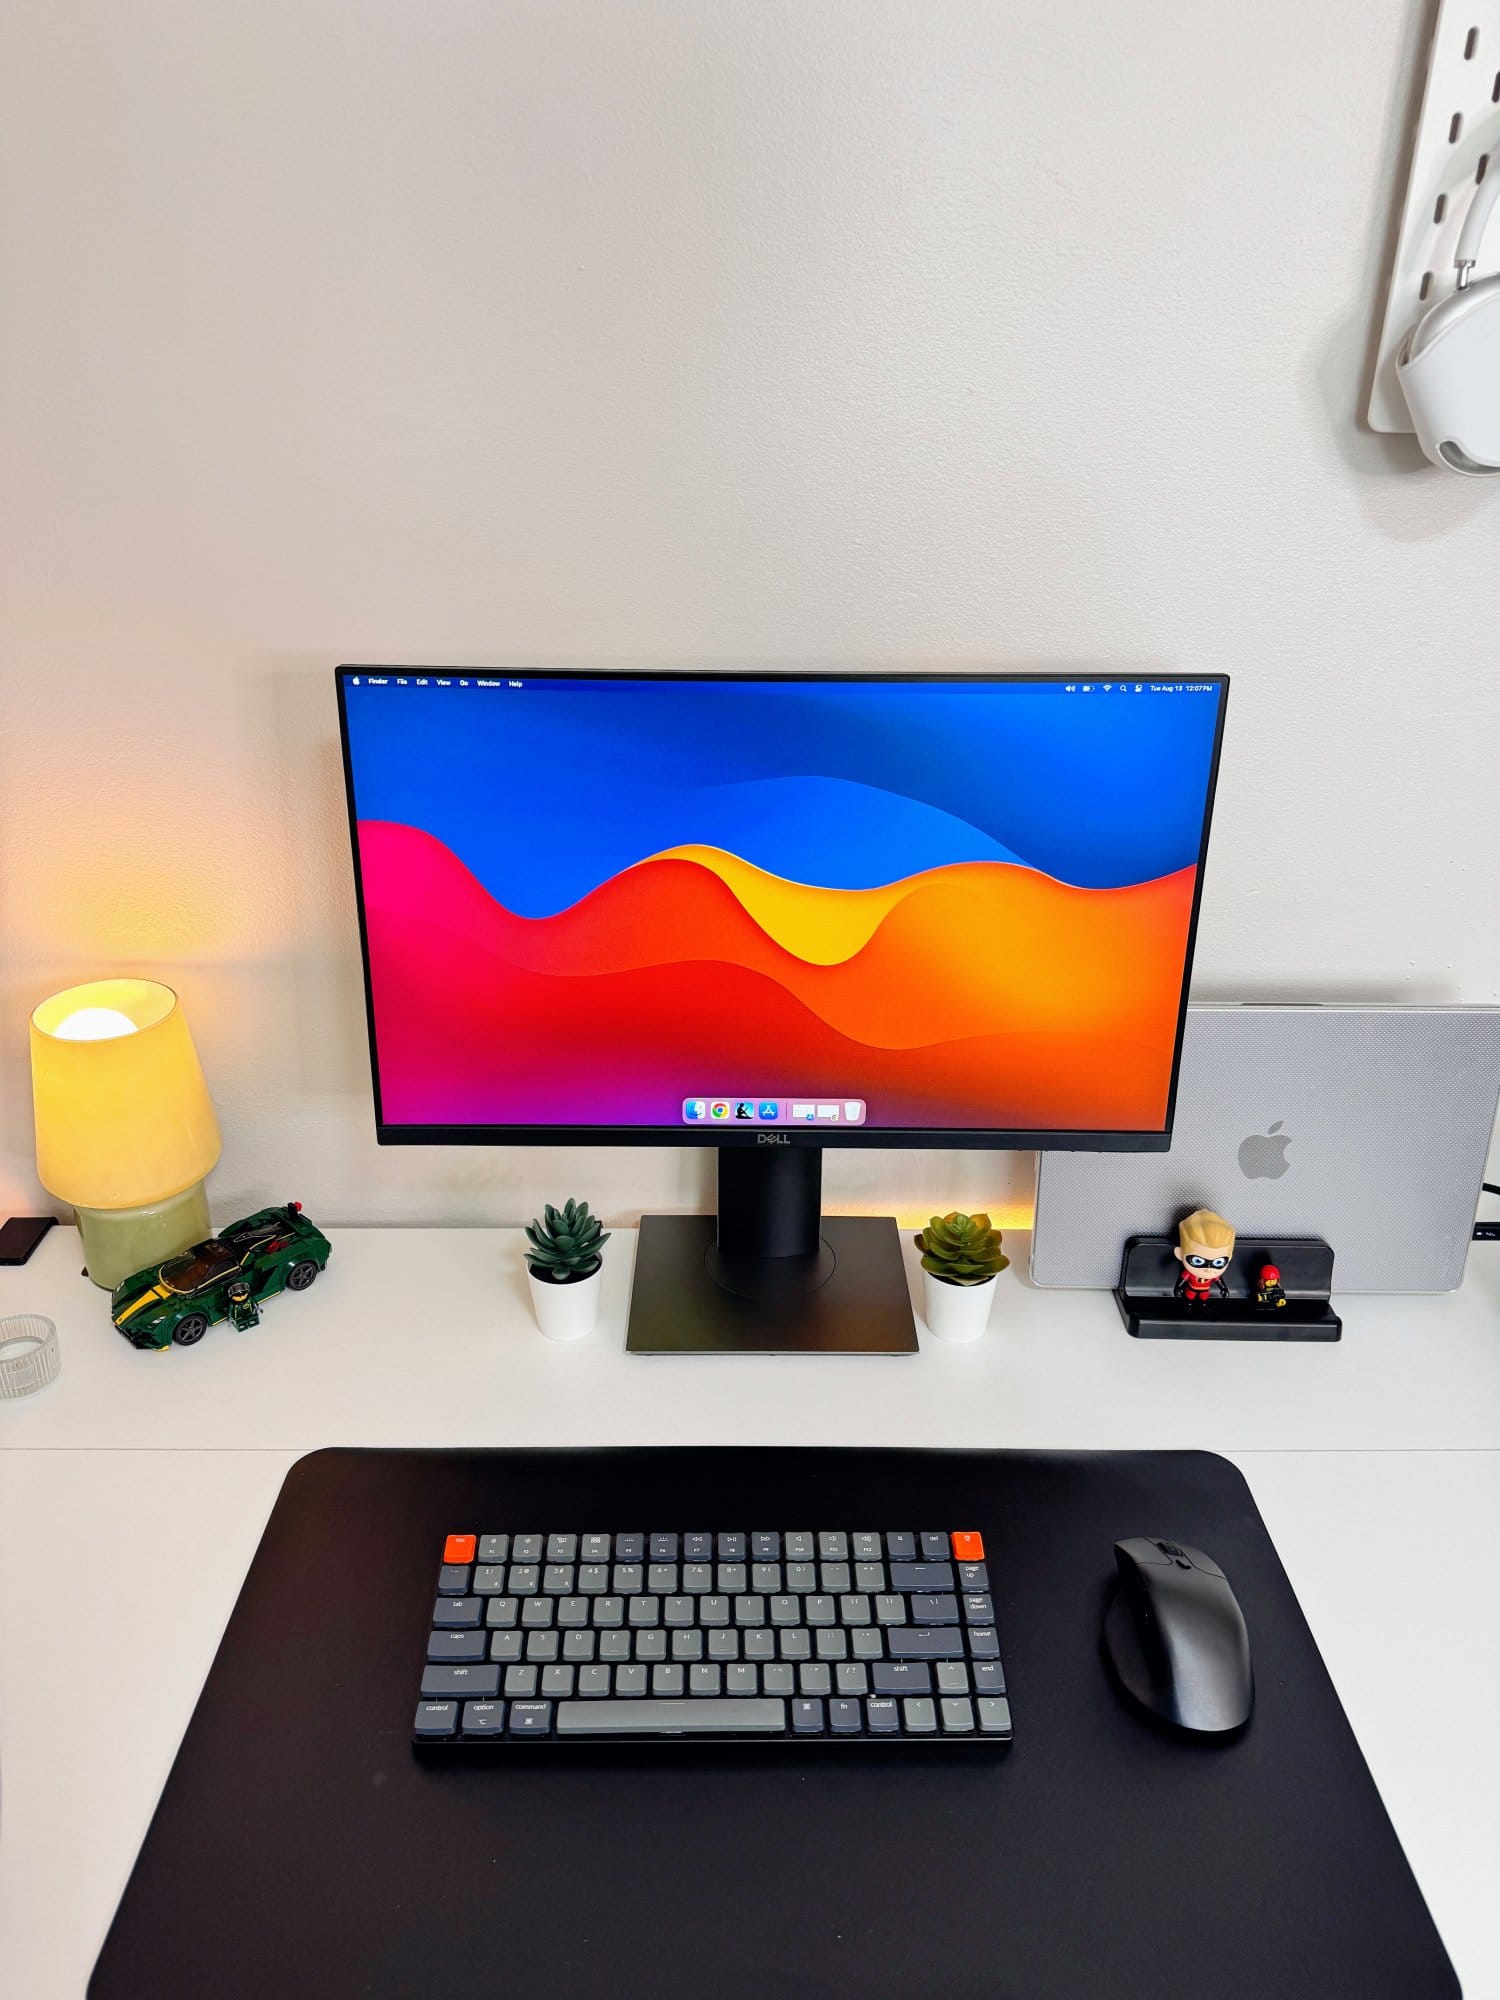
<box><xmin>557</xmin><ymin>1698</ymin><xmax>786</xmax><ymax>1735</ymax></box>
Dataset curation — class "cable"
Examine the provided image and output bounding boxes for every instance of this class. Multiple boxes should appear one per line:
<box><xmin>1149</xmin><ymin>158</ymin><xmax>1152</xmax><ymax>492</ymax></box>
<box><xmin>1455</xmin><ymin>163</ymin><xmax>1500</xmax><ymax>288</ymax></box>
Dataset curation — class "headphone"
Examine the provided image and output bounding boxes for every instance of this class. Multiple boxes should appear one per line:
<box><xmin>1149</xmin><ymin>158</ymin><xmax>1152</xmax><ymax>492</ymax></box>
<box><xmin>1396</xmin><ymin>159</ymin><xmax>1500</xmax><ymax>474</ymax></box>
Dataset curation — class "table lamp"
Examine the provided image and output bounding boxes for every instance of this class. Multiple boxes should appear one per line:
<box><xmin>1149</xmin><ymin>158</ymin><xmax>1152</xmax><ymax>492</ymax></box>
<box><xmin>30</xmin><ymin>979</ymin><xmax>221</xmax><ymax>1290</ymax></box>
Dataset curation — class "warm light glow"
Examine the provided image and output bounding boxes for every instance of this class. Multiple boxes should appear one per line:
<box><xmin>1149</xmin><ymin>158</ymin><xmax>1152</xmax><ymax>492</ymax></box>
<box><xmin>890</xmin><ymin>1201</ymin><xmax>1036</xmax><ymax>1233</ymax></box>
<box><xmin>52</xmin><ymin>1006</ymin><xmax>140</xmax><ymax>1042</ymax></box>
<box><xmin>30</xmin><ymin>979</ymin><xmax>221</xmax><ymax>1209</ymax></box>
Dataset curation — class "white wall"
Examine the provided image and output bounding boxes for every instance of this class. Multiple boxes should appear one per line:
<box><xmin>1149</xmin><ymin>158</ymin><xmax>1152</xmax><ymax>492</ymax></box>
<box><xmin>2</xmin><ymin>0</ymin><xmax>1497</xmax><ymax>1231</ymax></box>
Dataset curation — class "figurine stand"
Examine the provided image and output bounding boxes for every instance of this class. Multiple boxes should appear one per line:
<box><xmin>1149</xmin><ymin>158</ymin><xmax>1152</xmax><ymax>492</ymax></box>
<box><xmin>1114</xmin><ymin>1235</ymin><xmax>1341</xmax><ymax>1342</ymax></box>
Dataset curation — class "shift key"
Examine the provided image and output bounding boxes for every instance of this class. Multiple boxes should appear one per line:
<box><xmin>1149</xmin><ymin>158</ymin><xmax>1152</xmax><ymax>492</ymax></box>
<box><xmin>884</xmin><ymin>1628</ymin><xmax>960</xmax><ymax>1659</ymax></box>
<box><xmin>421</xmin><ymin>1663</ymin><xmax>501</xmax><ymax>1699</ymax></box>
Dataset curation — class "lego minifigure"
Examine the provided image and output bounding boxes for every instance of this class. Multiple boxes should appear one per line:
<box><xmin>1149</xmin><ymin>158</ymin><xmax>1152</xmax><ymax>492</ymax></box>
<box><xmin>1255</xmin><ymin>1263</ymin><xmax>1287</xmax><ymax>1310</ymax></box>
<box><xmin>1173</xmin><ymin>1208</ymin><xmax>1234</xmax><ymax>1302</ymax></box>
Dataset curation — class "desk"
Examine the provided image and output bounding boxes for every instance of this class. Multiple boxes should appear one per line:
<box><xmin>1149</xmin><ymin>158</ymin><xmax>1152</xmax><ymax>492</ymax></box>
<box><xmin>2</xmin><ymin>1225</ymin><xmax>1497</xmax><ymax>1997</ymax></box>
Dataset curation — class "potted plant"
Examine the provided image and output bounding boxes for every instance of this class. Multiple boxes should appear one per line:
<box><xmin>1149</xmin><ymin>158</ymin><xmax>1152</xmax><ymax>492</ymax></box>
<box><xmin>915</xmin><ymin>1211</ymin><xmax>1010</xmax><ymax>1343</ymax></box>
<box><xmin>524</xmin><ymin>1198</ymin><xmax>612</xmax><ymax>1341</ymax></box>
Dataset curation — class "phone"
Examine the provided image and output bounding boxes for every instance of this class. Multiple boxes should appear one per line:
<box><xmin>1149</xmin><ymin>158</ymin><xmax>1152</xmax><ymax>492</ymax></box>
<box><xmin>0</xmin><ymin>1216</ymin><xmax>57</xmax><ymax>1265</ymax></box>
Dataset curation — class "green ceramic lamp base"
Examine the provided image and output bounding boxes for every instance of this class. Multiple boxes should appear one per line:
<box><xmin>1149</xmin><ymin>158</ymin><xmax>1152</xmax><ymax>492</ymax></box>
<box><xmin>76</xmin><ymin>1184</ymin><xmax>212</xmax><ymax>1291</ymax></box>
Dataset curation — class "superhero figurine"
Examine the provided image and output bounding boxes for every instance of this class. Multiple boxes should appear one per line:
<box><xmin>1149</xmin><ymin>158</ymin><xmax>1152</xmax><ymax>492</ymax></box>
<box><xmin>1173</xmin><ymin>1208</ymin><xmax>1234</xmax><ymax>1302</ymax></box>
<box><xmin>1255</xmin><ymin>1263</ymin><xmax>1288</xmax><ymax>1310</ymax></box>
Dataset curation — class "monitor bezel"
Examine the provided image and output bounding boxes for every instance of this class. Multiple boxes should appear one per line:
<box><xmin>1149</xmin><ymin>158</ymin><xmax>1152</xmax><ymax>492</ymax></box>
<box><xmin>336</xmin><ymin>665</ymin><xmax>1228</xmax><ymax>1154</ymax></box>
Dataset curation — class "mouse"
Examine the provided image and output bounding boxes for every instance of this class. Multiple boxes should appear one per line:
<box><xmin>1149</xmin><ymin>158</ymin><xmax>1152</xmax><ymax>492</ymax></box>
<box><xmin>1102</xmin><ymin>1536</ymin><xmax>1253</xmax><ymax>1735</ymax></box>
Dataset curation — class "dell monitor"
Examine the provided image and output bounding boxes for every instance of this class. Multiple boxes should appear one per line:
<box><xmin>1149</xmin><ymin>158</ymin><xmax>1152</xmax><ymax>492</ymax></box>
<box><xmin>337</xmin><ymin>668</ymin><xmax>1227</xmax><ymax>1353</ymax></box>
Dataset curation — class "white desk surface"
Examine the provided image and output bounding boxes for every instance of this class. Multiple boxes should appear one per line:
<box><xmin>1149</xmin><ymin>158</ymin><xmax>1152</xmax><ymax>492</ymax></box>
<box><xmin>2</xmin><ymin>1225</ymin><xmax>1498</xmax><ymax>1998</ymax></box>
<box><xmin>4</xmin><ymin>1222</ymin><xmax>1500</xmax><ymax>1454</ymax></box>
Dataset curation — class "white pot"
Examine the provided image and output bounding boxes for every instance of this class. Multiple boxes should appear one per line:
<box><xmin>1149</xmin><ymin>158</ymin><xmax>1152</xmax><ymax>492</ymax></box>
<box><xmin>921</xmin><ymin>1269</ymin><xmax>998</xmax><ymax>1344</ymax></box>
<box><xmin>528</xmin><ymin>1262</ymin><xmax>603</xmax><ymax>1341</ymax></box>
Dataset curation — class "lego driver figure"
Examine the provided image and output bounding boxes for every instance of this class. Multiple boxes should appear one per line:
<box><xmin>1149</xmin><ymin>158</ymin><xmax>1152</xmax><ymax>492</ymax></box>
<box><xmin>1256</xmin><ymin>1263</ymin><xmax>1288</xmax><ymax>1310</ymax></box>
<box><xmin>1173</xmin><ymin>1208</ymin><xmax>1234</xmax><ymax>1302</ymax></box>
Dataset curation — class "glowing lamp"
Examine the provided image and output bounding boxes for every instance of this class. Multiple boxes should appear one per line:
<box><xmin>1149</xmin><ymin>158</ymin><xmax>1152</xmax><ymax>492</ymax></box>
<box><xmin>30</xmin><ymin>979</ymin><xmax>221</xmax><ymax>1289</ymax></box>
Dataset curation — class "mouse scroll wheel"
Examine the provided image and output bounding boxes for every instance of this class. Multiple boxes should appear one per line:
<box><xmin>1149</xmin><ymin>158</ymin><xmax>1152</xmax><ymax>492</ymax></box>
<box><xmin>1157</xmin><ymin>1540</ymin><xmax>1185</xmax><ymax>1557</ymax></box>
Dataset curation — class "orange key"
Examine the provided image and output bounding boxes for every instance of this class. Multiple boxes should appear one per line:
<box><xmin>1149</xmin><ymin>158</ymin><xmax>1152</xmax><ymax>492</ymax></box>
<box><xmin>443</xmin><ymin>1533</ymin><xmax>477</xmax><ymax>1564</ymax></box>
<box><xmin>951</xmin><ymin>1531</ymin><xmax>984</xmax><ymax>1561</ymax></box>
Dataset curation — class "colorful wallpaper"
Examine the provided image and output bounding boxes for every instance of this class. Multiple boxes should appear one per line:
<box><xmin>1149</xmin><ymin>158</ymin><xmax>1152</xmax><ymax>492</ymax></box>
<box><xmin>342</xmin><ymin>676</ymin><xmax>1222</xmax><ymax>1131</ymax></box>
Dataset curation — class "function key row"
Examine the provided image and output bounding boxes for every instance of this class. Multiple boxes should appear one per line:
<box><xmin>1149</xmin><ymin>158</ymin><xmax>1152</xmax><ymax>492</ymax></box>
<box><xmin>435</xmin><ymin>1563</ymin><xmax>989</xmax><ymax>1601</ymax></box>
<box><xmin>443</xmin><ymin>1531</ymin><xmax>984</xmax><ymax>1568</ymax></box>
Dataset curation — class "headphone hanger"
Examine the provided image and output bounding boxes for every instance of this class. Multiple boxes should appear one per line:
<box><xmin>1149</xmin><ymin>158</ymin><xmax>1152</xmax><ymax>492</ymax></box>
<box><xmin>1454</xmin><ymin>161</ymin><xmax>1500</xmax><ymax>291</ymax></box>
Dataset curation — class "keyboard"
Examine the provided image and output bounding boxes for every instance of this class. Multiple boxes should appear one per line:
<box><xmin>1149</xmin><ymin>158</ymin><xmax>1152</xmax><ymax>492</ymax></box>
<box><xmin>414</xmin><ymin>1527</ymin><xmax>1012</xmax><ymax>1746</ymax></box>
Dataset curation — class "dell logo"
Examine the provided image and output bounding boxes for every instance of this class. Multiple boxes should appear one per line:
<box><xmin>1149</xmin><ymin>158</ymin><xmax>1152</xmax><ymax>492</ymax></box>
<box><xmin>756</xmin><ymin>1132</ymin><xmax>791</xmax><ymax>1145</ymax></box>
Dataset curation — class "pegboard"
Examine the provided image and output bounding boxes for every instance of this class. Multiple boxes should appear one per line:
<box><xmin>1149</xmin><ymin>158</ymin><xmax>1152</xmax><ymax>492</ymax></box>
<box><xmin>1368</xmin><ymin>0</ymin><xmax>1500</xmax><ymax>432</ymax></box>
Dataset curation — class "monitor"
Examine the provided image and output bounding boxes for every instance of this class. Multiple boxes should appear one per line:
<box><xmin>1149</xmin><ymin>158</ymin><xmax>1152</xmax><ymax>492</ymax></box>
<box><xmin>337</xmin><ymin>668</ymin><xmax>1227</xmax><ymax>1352</ymax></box>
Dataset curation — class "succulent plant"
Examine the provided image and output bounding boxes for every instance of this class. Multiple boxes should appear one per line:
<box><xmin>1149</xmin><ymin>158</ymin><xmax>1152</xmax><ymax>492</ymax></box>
<box><xmin>915</xmin><ymin>1211</ymin><xmax>1010</xmax><ymax>1287</ymax></box>
<box><xmin>524</xmin><ymin>1198</ymin><xmax>611</xmax><ymax>1284</ymax></box>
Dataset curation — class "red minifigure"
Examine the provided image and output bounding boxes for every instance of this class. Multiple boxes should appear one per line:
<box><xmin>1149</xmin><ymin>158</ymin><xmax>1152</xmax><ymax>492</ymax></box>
<box><xmin>1256</xmin><ymin>1263</ymin><xmax>1288</xmax><ymax>1310</ymax></box>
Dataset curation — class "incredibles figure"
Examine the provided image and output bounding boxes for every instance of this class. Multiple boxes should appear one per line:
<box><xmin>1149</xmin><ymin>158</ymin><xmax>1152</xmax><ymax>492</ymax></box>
<box><xmin>1256</xmin><ymin>1263</ymin><xmax>1288</xmax><ymax>1310</ymax></box>
<box><xmin>1173</xmin><ymin>1208</ymin><xmax>1235</xmax><ymax>1302</ymax></box>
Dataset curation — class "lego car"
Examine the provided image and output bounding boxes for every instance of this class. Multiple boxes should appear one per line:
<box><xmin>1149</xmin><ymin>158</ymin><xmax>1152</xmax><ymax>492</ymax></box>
<box><xmin>111</xmin><ymin>1202</ymin><xmax>331</xmax><ymax>1349</ymax></box>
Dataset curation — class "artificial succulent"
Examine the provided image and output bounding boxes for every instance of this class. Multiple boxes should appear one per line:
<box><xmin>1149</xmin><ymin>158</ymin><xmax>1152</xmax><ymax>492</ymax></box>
<box><xmin>524</xmin><ymin>1198</ymin><xmax>611</xmax><ymax>1283</ymax></box>
<box><xmin>915</xmin><ymin>1211</ymin><xmax>1010</xmax><ymax>1287</ymax></box>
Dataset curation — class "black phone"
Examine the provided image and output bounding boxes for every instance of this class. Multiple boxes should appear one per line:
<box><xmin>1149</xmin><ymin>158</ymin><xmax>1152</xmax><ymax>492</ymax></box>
<box><xmin>0</xmin><ymin>1215</ymin><xmax>57</xmax><ymax>1265</ymax></box>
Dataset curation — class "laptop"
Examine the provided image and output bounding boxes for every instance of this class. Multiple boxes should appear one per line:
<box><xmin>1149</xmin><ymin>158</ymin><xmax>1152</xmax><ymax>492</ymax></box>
<box><xmin>1031</xmin><ymin>1003</ymin><xmax>1500</xmax><ymax>1293</ymax></box>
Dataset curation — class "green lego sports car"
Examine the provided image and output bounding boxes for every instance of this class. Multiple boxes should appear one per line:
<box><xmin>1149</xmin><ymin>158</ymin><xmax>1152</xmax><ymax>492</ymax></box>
<box><xmin>111</xmin><ymin>1203</ymin><xmax>331</xmax><ymax>1349</ymax></box>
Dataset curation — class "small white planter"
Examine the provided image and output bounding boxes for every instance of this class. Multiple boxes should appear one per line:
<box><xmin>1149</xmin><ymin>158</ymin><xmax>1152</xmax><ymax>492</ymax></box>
<box><xmin>921</xmin><ymin>1269</ymin><xmax>998</xmax><ymax>1344</ymax></box>
<box><xmin>528</xmin><ymin>1262</ymin><xmax>603</xmax><ymax>1342</ymax></box>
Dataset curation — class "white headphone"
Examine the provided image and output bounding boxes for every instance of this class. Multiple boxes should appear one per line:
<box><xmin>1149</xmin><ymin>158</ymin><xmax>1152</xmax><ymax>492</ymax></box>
<box><xmin>1396</xmin><ymin>160</ymin><xmax>1500</xmax><ymax>474</ymax></box>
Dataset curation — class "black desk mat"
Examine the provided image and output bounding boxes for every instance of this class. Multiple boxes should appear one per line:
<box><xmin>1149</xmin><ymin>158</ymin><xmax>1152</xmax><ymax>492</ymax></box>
<box><xmin>90</xmin><ymin>1448</ymin><xmax>1459</xmax><ymax>1999</ymax></box>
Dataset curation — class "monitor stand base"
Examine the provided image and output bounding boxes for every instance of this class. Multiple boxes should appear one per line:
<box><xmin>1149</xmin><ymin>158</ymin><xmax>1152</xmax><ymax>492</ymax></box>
<box><xmin>625</xmin><ymin>1214</ymin><xmax>919</xmax><ymax>1355</ymax></box>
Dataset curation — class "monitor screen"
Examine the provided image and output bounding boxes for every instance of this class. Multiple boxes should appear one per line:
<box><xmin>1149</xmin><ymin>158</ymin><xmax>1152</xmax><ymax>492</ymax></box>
<box><xmin>338</xmin><ymin>670</ymin><xmax>1226</xmax><ymax>1146</ymax></box>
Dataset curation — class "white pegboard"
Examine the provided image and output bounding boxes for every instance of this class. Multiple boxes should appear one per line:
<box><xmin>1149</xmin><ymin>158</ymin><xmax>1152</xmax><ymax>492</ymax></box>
<box><xmin>1368</xmin><ymin>0</ymin><xmax>1500</xmax><ymax>432</ymax></box>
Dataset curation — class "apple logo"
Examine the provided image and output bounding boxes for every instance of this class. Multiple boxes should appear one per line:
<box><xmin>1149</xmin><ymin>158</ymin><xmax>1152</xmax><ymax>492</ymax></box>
<box><xmin>1238</xmin><ymin>1121</ymin><xmax>1291</xmax><ymax>1180</ymax></box>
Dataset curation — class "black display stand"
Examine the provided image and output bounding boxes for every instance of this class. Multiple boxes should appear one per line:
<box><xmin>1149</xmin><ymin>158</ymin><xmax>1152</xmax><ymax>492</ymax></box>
<box><xmin>626</xmin><ymin>1146</ymin><xmax>919</xmax><ymax>1354</ymax></box>
<box><xmin>90</xmin><ymin>1447</ymin><xmax>1456</xmax><ymax>2000</ymax></box>
<box><xmin>1115</xmin><ymin>1233</ymin><xmax>1342</xmax><ymax>1341</ymax></box>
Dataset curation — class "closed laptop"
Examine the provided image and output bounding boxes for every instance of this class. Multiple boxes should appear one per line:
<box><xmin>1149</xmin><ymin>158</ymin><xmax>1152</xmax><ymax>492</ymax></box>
<box><xmin>1031</xmin><ymin>1004</ymin><xmax>1500</xmax><ymax>1293</ymax></box>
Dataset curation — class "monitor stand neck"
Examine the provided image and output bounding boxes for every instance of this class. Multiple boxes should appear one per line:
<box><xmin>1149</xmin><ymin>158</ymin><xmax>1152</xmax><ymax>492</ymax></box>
<box><xmin>718</xmin><ymin>1142</ymin><xmax>821</xmax><ymax>1257</ymax></box>
<box><xmin>710</xmin><ymin>1146</ymin><xmax>831</xmax><ymax>1301</ymax></box>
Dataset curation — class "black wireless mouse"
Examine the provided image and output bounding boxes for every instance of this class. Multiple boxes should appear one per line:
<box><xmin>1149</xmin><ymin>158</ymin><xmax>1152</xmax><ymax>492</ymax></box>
<box><xmin>1103</xmin><ymin>1536</ymin><xmax>1253</xmax><ymax>1735</ymax></box>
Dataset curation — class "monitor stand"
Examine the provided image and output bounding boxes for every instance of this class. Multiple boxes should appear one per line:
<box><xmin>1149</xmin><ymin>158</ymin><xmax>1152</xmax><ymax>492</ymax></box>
<box><xmin>625</xmin><ymin>1146</ymin><xmax>919</xmax><ymax>1355</ymax></box>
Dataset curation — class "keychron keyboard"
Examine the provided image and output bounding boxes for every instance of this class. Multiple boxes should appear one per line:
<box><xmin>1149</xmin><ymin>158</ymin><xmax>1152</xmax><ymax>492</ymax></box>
<box><xmin>414</xmin><ymin>1527</ymin><xmax>1012</xmax><ymax>1746</ymax></box>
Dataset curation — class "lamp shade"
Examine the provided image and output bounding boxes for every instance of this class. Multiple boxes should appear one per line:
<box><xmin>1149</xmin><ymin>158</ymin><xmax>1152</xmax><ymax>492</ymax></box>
<box><xmin>30</xmin><ymin>979</ymin><xmax>221</xmax><ymax>1210</ymax></box>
